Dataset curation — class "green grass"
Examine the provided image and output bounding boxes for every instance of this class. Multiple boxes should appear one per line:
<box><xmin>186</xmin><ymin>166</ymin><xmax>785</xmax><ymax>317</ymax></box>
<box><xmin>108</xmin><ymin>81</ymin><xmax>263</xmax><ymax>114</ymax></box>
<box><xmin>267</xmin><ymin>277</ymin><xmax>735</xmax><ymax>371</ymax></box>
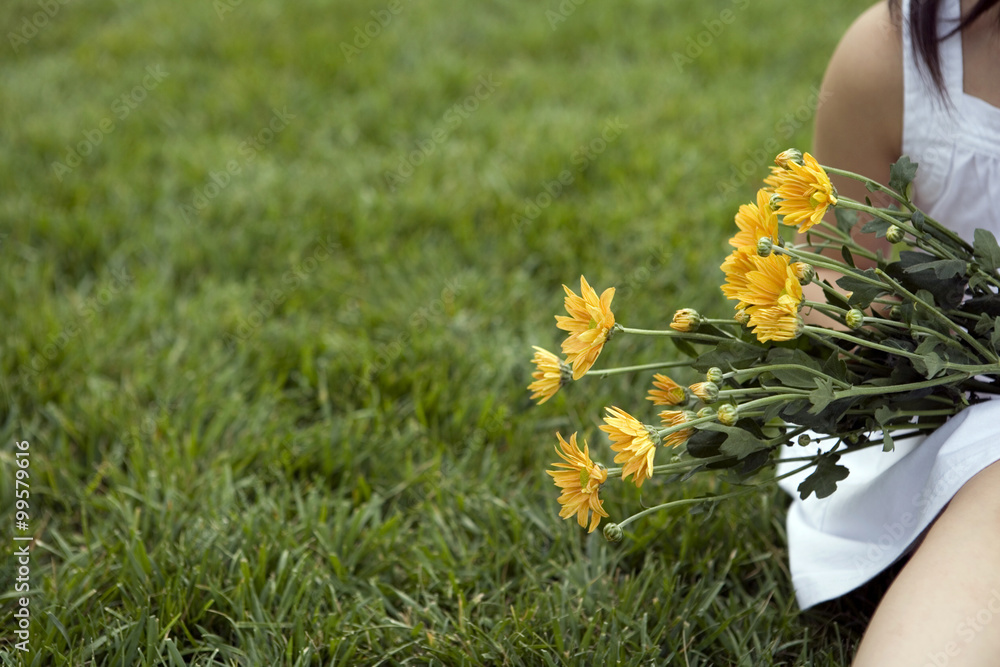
<box><xmin>0</xmin><ymin>0</ymin><xmax>875</xmax><ymax>664</ymax></box>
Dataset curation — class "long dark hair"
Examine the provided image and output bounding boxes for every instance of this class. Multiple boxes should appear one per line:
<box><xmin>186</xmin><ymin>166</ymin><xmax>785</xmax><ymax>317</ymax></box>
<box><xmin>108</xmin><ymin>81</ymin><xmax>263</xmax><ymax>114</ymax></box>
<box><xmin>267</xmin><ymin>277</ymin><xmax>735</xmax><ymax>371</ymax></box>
<box><xmin>889</xmin><ymin>0</ymin><xmax>1000</xmax><ymax>91</ymax></box>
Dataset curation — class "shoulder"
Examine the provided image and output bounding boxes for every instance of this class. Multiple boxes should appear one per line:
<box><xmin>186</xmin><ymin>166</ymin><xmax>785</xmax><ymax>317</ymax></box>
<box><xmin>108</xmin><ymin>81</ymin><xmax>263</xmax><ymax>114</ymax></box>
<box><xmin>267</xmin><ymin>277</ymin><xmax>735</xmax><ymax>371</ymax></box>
<box><xmin>814</xmin><ymin>1</ymin><xmax>903</xmax><ymax>190</ymax></box>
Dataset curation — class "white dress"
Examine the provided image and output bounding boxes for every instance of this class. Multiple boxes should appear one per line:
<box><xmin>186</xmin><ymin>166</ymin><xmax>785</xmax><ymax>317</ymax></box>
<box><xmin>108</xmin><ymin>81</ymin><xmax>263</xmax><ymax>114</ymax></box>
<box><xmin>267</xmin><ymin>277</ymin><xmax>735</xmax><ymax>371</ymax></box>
<box><xmin>778</xmin><ymin>0</ymin><xmax>1000</xmax><ymax>610</ymax></box>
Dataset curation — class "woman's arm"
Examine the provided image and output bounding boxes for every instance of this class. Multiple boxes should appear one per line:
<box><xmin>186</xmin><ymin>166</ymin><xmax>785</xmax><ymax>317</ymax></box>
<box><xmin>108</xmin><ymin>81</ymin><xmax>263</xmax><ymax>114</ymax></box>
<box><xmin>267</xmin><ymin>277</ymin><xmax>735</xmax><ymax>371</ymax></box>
<box><xmin>803</xmin><ymin>1</ymin><xmax>903</xmax><ymax>323</ymax></box>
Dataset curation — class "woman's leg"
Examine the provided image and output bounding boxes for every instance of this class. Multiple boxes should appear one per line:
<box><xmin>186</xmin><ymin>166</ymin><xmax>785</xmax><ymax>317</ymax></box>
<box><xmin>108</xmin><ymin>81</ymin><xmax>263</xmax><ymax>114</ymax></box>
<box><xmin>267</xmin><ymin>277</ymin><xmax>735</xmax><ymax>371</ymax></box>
<box><xmin>852</xmin><ymin>460</ymin><xmax>1000</xmax><ymax>666</ymax></box>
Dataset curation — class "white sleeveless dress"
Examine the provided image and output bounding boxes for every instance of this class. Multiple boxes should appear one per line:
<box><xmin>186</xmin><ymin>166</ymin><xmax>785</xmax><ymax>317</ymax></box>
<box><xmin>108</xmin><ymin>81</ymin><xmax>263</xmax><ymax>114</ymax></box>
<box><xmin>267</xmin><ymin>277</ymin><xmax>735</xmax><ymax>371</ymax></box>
<box><xmin>778</xmin><ymin>0</ymin><xmax>1000</xmax><ymax>610</ymax></box>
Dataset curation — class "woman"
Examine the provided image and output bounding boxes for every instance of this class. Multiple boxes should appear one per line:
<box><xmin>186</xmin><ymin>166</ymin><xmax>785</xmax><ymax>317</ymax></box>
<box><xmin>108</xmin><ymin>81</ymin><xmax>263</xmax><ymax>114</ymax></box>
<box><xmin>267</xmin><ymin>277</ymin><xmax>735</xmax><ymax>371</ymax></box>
<box><xmin>782</xmin><ymin>1</ymin><xmax>1000</xmax><ymax>664</ymax></box>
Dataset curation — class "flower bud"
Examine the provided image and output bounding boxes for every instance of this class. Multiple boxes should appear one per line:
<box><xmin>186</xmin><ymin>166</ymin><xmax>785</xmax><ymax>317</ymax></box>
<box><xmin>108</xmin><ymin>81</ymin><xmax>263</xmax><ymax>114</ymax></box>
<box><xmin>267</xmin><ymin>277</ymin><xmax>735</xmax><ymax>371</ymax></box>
<box><xmin>670</xmin><ymin>308</ymin><xmax>702</xmax><ymax>332</ymax></box>
<box><xmin>706</xmin><ymin>367</ymin><xmax>724</xmax><ymax>384</ymax></box>
<box><xmin>886</xmin><ymin>225</ymin><xmax>905</xmax><ymax>244</ymax></box>
<box><xmin>603</xmin><ymin>522</ymin><xmax>623</xmax><ymax>543</ymax></box>
<box><xmin>734</xmin><ymin>309</ymin><xmax>750</xmax><ymax>325</ymax></box>
<box><xmin>697</xmin><ymin>407</ymin><xmax>715</xmax><ymax>419</ymax></box>
<box><xmin>797</xmin><ymin>434</ymin><xmax>811</xmax><ymax>446</ymax></box>
<box><xmin>792</xmin><ymin>262</ymin><xmax>815</xmax><ymax>285</ymax></box>
<box><xmin>889</xmin><ymin>305</ymin><xmax>903</xmax><ymax>320</ymax></box>
<box><xmin>774</xmin><ymin>148</ymin><xmax>804</xmax><ymax>168</ymax></box>
<box><xmin>756</xmin><ymin>236</ymin><xmax>773</xmax><ymax>257</ymax></box>
<box><xmin>689</xmin><ymin>381</ymin><xmax>719</xmax><ymax>403</ymax></box>
<box><xmin>768</xmin><ymin>193</ymin><xmax>782</xmax><ymax>211</ymax></box>
<box><xmin>717</xmin><ymin>403</ymin><xmax>738</xmax><ymax>426</ymax></box>
<box><xmin>846</xmin><ymin>308</ymin><xmax>865</xmax><ymax>330</ymax></box>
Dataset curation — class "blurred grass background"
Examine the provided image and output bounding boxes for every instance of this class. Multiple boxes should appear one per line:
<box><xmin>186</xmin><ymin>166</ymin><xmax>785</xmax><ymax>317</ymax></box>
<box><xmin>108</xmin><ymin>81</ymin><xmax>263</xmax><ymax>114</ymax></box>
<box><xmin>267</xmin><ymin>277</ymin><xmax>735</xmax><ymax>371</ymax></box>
<box><xmin>0</xmin><ymin>0</ymin><xmax>874</xmax><ymax>664</ymax></box>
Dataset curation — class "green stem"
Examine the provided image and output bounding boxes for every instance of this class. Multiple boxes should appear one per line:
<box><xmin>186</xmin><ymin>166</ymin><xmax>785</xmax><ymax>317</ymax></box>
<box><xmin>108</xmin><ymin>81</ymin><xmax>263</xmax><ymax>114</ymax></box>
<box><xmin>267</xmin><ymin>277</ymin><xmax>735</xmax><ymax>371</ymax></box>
<box><xmin>586</xmin><ymin>360</ymin><xmax>693</xmax><ymax>378</ymax></box>
<box><xmin>873</xmin><ymin>269</ymin><xmax>999</xmax><ymax>363</ymax></box>
<box><xmin>617</xmin><ymin>326</ymin><xmax>727</xmax><ymax>344</ymax></box>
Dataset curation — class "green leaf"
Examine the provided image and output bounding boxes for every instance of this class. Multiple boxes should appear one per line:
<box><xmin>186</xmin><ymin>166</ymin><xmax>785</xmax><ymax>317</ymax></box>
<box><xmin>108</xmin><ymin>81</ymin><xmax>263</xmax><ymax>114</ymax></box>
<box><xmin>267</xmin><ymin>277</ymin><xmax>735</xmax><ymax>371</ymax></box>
<box><xmin>973</xmin><ymin>228</ymin><xmax>1000</xmax><ymax>273</ymax></box>
<box><xmin>888</xmin><ymin>156</ymin><xmax>918</xmax><ymax>195</ymax></box>
<box><xmin>797</xmin><ymin>454</ymin><xmax>850</xmax><ymax>500</ymax></box>
<box><xmin>691</xmin><ymin>338</ymin><xmax>764</xmax><ymax>372</ymax></box>
<box><xmin>911</xmin><ymin>351</ymin><xmax>945</xmax><ymax>379</ymax></box>
<box><xmin>841</xmin><ymin>245</ymin><xmax>855</xmax><ymax>268</ymax></box>
<box><xmin>763</xmin><ymin>348</ymin><xmax>827</xmax><ymax>388</ymax></box>
<box><xmin>807</xmin><ymin>377</ymin><xmax>836</xmax><ymax>414</ymax></box>
<box><xmin>698</xmin><ymin>423</ymin><xmax>769</xmax><ymax>460</ymax></box>
<box><xmin>835</xmin><ymin>269</ymin><xmax>884</xmax><ymax>309</ymax></box>
<box><xmin>992</xmin><ymin>316</ymin><xmax>1000</xmax><ymax>351</ymax></box>
<box><xmin>834</xmin><ymin>207</ymin><xmax>859</xmax><ymax>235</ymax></box>
<box><xmin>672</xmin><ymin>337</ymin><xmax>699</xmax><ymax>359</ymax></box>
<box><xmin>859</xmin><ymin>217</ymin><xmax>893</xmax><ymax>237</ymax></box>
<box><xmin>903</xmin><ymin>259</ymin><xmax>967</xmax><ymax>279</ymax></box>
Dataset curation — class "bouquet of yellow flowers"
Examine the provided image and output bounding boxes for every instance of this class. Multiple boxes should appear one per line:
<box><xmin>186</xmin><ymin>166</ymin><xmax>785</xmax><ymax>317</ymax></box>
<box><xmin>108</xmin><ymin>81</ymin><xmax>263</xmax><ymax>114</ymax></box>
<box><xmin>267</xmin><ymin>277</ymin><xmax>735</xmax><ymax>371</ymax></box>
<box><xmin>530</xmin><ymin>149</ymin><xmax>1000</xmax><ymax>541</ymax></box>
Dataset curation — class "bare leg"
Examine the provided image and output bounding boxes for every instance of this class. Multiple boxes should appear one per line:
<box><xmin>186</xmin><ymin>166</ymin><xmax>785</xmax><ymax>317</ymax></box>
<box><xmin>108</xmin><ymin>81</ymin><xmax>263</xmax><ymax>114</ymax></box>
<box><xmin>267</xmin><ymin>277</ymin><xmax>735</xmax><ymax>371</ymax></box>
<box><xmin>852</xmin><ymin>460</ymin><xmax>1000</xmax><ymax>666</ymax></box>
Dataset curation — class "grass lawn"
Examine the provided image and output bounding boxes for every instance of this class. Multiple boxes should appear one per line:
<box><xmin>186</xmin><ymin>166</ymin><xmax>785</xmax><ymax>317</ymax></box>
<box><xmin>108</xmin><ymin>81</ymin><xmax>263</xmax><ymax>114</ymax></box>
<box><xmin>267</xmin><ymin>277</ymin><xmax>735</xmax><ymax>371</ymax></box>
<box><xmin>1</xmin><ymin>0</ymin><xmax>877</xmax><ymax>664</ymax></box>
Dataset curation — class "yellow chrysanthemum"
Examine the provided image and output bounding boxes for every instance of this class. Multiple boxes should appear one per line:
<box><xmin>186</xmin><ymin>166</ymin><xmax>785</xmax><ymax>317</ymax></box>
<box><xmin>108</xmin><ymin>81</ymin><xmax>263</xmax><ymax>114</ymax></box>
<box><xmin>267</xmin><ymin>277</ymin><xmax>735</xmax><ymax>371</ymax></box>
<box><xmin>729</xmin><ymin>188</ymin><xmax>780</xmax><ymax>251</ymax></box>
<box><xmin>738</xmin><ymin>253</ymin><xmax>804</xmax><ymax>311</ymax></box>
<box><xmin>647</xmin><ymin>373</ymin><xmax>686</xmax><ymax>406</ymax></box>
<box><xmin>546</xmin><ymin>432</ymin><xmax>609</xmax><ymax>533</ymax></box>
<box><xmin>555</xmin><ymin>276</ymin><xmax>616</xmax><ymax>380</ymax></box>
<box><xmin>746</xmin><ymin>295</ymin><xmax>804</xmax><ymax>342</ymax></box>
<box><xmin>769</xmin><ymin>152</ymin><xmax>837</xmax><ymax>233</ymax></box>
<box><xmin>722</xmin><ymin>251</ymin><xmax>805</xmax><ymax>343</ymax></box>
<box><xmin>528</xmin><ymin>346</ymin><xmax>571</xmax><ymax>404</ymax></box>
<box><xmin>600</xmin><ymin>406</ymin><xmax>658</xmax><ymax>488</ymax></box>
<box><xmin>721</xmin><ymin>247</ymin><xmax>757</xmax><ymax>311</ymax></box>
<box><xmin>659</xmin><ymin>410</ymin><xmax>694</xmax><ymax>449</ymax></box>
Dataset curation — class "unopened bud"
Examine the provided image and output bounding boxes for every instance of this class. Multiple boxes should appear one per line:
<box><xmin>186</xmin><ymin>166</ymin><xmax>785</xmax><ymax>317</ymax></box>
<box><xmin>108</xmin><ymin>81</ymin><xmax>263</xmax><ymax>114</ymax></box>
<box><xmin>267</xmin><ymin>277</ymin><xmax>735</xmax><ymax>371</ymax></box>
<box><xmin>797</xmin><ymin>434</ymin><xmax>811</xmax><ymax>446</ymax></box>
<box><xmin>734</xmin><ymin>309</ymin><xmax>750</xmax><ymax>325</ymax></box>
<box><xmin>689</xmin><ymin>381</ymin><xmax>719</xmax><ymax>403</ymax></box>
<box><xmin>775</xmin><ymin>148</ymin><xmax>804</xmax><ymax>168</ymax></box>
<box><xmin>768</xmin><ymin>193</ymin><xmax>782</xmax><ymax>211</ymax></box>
<box><xmin>706</xmin><ymin>367</ymin><xmax>724</xmax><ymax>384</ymax></box>
<box><xmin>889</xmin><ymin>305</ymin><xmax>903</xmax><ymax>320</ymax></box>
<box><xmin>792</xmin><ymin>262</ymin><xmax>815</xmax><ymax>285</ymax></box>
<box><xmin>603</xmin><ymin>522</ymin><xmax>623</xmax><ymax>543</ymax></box>
<box><xmin>756</xmin><ymin>236</ymin><xmax>773</xmax><ymax>257</ymax></box>
<box><xmin>697</xmin><ymin>407</ymin><xmax>715</xmax><ymax>419</ymax></box>
<box><xmin>717</xmin><ymin>404</ymin><xmax>738</xmax><ymax>426</ymax></box>
<box><xmin>846</xmin><ymin>308</ymin><xmax>865</xmax><ymax>330</ymax></box>
<box><xmin>886</xmin><ymin>225</ymin><xmax>905</xmax><ymax>244</ymax></box>
<box><xmin>670</xmin><ymin>308</ymin><xmax>702</xmax><ymax>333</ymax></box>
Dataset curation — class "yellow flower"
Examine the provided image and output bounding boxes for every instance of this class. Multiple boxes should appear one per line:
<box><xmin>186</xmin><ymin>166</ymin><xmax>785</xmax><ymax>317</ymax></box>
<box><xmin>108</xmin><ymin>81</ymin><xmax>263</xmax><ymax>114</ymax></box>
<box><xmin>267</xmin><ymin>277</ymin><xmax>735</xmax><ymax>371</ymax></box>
<box><xmin>721</xmin><ymin>247</ymin><xmax>757</xmax><ymax>311</ymax></box>
<box><xmin>546</xmin><ymin>432</ymin><xmax>609</xmax><ymax>533</ymax></box>
<box><xmin>747</xmin><ymin>296</ymin><xmax>804</xmax><ymax>342</ymax></box>
<box><xmin>555</xmin><ymin>276</ymin><xmax>616</xmax><ymax>380</ymax></box>
<box><xmin>738</xmin><ymin>253</ymin><xmax>804</xmax><ymax>311</ymax></box>
<box><xmin>670</xmin><ymin>308</ymin><xmax>702</xmax><ymax>332</ymax></box>
<box><xmin>659</xmin><ymin>410</ymin><xmax>694</xmax><ymax>449</ymax></box>
<box><xmin>647</xmin><ymin>373</ymin><xmax>686</xmax><ymax>406</ymax></box>
<box><xmin>600</xmin><ymin>406</ymin><xmax>658</xmax><ymax>488</ymax></box>
<box><xmin>528</xmin><ymin>346</ymin><xmax>571</xmax><ymax>404</ymax></box>
<box><xmin>721</xmin><ymin>251</ymin><xmax>805</xmax><ymax>343</ymax></box>
<box><xmin>730</xmin><ymin>188</ymin><xmax>780</xmax><ymax>251</ymax></box>
<box><xmin>769</xmin><ymin>152</ymin><xmax>837</xmax><ymax>233</ymax></box>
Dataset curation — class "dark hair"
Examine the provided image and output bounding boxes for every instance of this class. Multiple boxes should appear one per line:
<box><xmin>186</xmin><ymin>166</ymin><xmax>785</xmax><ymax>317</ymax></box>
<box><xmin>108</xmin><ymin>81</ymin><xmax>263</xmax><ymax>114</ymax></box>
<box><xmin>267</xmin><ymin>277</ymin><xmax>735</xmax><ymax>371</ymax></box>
<box><xmin>889</xmin><ymin>0</ymin><xmax>1000</xmax><ymax>91</ymax></box>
